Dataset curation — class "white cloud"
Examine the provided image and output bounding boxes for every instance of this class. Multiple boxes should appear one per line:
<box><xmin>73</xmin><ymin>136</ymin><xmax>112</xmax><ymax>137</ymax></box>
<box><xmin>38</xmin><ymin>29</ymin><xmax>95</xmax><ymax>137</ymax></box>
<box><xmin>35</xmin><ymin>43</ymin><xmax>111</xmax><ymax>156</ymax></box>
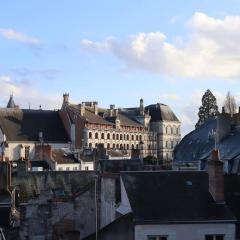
<box><xmin>159</xmin><ymin>93</ymin><xmax>181</xmax><ymax>101</ymax></box>
<box><xmin>81</xmin><ymin>12</ymin><xmax>240</xmax><ymax>80</ymax></box>
<box><xmin>0</xmin><ymin>28</ymin><xmax>40</xmax><ymax>45</ymax></box>
<box><xmin>0</xmin><ymin>75</ymin><xmax>61</xmax><ymax>109</ymax></box>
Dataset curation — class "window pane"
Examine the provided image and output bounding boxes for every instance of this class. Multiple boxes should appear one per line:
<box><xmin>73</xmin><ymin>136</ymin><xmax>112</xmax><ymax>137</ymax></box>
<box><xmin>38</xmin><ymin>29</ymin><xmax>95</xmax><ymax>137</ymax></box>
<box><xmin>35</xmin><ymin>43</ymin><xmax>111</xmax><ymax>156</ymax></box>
<box><xmin>216</xmin><ymin>236</ymin><xmax>224</xmax><ymax>240</ymax></box>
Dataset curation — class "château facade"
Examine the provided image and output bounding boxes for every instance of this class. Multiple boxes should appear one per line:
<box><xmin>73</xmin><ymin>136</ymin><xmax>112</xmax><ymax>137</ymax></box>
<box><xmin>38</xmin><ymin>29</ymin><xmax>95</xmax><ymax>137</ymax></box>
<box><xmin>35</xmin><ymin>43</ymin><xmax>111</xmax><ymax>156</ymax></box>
<box><xmin>60</xmin><ymin>94</ymin><xmax>181</xmax><ymax>163</ymax></box>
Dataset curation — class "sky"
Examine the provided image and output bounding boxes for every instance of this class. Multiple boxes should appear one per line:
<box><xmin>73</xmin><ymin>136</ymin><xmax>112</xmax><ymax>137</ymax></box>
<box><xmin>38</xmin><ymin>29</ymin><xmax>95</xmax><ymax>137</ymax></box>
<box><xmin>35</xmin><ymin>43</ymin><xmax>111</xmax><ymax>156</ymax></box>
<box><xmin>1</xmin><ymin>0</ymin><xmax>240</xmax><ymax>135</ymax></box>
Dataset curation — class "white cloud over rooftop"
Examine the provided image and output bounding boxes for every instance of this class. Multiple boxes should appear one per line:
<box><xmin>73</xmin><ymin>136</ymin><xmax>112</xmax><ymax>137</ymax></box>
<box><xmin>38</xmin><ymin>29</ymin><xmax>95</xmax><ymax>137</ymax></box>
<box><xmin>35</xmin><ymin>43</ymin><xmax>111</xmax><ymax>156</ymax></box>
<box><xmin>81</xmin><ymin>12</ymin><xmax>240</xmax><ymax>80</ymax></box>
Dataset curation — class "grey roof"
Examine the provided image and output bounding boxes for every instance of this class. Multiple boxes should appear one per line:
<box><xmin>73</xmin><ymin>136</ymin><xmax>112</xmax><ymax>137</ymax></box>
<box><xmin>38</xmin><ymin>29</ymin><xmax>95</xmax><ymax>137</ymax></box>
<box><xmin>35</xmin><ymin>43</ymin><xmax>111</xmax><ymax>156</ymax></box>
<box><xmin>0</xmin><ymin>109</ymin><xmax>70</xmax><ymax>142</ymax></box>
<box><xmin>146</xmin><ymin>103</ymin><xmax>180</xmax><ymax>122</ymax></box>
<box><xmin>6</xmin><ymin>95</ymin><xmax>17</xmax><ymax>108</ymax></box>
<box><xmin>174</xmin><ymin>118</ymin><xmax>240</xmax><ymax>173</ymax></box>
<box><xmin>99</xmin><ymin>159</ymin><xmax>143</xmax><ymax>174</ymax></box>
<box><xmin>121</xmin><ymin>171</ymin><xmax>235</xmax><ymax>223</ymax></box>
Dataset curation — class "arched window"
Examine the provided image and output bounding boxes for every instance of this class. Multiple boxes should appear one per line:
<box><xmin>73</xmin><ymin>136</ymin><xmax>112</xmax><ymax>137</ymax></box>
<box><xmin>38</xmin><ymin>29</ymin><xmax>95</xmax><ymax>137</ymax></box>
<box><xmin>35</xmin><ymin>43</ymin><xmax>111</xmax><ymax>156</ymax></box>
<box><xmin>120</xmin><ymin>134</ymin><xmax>122</xmax><ymax>140</ymax></box>
<box><xmin>136</xmin><ymin>144</ymin><xmax>139</xmax><ymax>149</ymax></box>
<box><xmin>132</xmin><ymin>144</ymin><xmax>134</xmax><ymax>149</ymax></box>
<box><xmin>116</xmin><ymin>144</ymin><xmax>119</xmax><ymax>149</ymax></box>
<box><xmin>136</xmin><ymin>135</ymin><xmax>139</xmax><ymax>141</ymax></box>
<box><xmin>116</xmin><ymin>134</ymin><xmax>119</xmax><ymax>140</ymax></box>
<box><xmin>95</xmin><ymin>143</ymin><xmax>98</xmax><ymax>148</ymax></box>
<box><xmin>165</xmin><ymin>141</ymin><xmax>168</xmax><ymax>148</ymax></box>
<box><xmin>107</xmin><ymin>143</ymin><xmax>110</xmax><ymax>149</ymax></box>
<box><xmin>132</xmin><ymin>135</ymin><xmax>134</xmax><ymax>141</ymax></box>
<box><xmin>123</xmin><ymin>144</ymin><xmax>126</xmax><ymax>149</ymax></box>
<box><xmin>127</xmin><ymin>144</ymin><xmax>129</xmax><ymax>150</ymax></box>
<box><xmin>120</xmin><ymin>144</ymin><xmax>123</xmax><ymax>150</ymax></box>
<box><xmin>139</xmin><ymin>135</ymin><xmax>142</xmax><ymax>141</ymax></box>
<box><xmin>89</xmin><ymin>132</ymin><xmax>92</xmax><ymax>139</ymax></box>
<box><xmin>107</xmin><ymin>133</ymin><xmax>110</xmax><ymax>139</ymax></box>
<box><xmin>89</xmin><ymin>143</ymin><xmax>92</xmax><ymax>148</ymax></box>
<box><xmin>113</xmin><ymin>133</ymin><xmax>115</xmax><ymax>140</ymax></box>
<box><xmin>95</xmin><ymin>133</ymin><xmax>98</xmax><ymax>139</ymax></box>
<box><xmin>101</xmin><ymin>133</ymin><xmax>104</xmax><ymax>139</ymax></box>
<box><xmin>127</xmin><ymin>134</ymin><xmax>129</xmax><ymax>140</ymax></box>
<box><xmin>113</xmin><ymin>143</ymin><xmax>115</xmax><ymax>148</ymax></box>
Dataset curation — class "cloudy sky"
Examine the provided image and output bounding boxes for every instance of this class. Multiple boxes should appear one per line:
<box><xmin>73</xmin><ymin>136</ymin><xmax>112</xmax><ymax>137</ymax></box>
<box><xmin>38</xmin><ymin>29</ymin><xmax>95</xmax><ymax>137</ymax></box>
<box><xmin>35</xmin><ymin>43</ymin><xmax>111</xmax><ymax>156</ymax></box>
<box><xmin>1</xmin><ymin>0</ymin><xmax>240</xmax><ymax>135</ymax></box>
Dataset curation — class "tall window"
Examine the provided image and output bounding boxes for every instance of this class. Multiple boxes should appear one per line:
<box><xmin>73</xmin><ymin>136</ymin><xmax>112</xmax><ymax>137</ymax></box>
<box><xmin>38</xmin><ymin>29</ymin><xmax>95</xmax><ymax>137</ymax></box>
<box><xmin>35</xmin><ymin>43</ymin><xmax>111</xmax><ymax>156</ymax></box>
<box><xmin>205</xmin><ymin>235</ymin><xmax>224</xmax><ymax>240</ymax></box>
<box><xmin>127</xmin><ymin>134</ymin><xmax>129</xmax><ymax>140</ymax></box>
<box><xmin>89</xmin><ymin>132</ymin><xmax>92</xmax><ymax>139</ymax></box>
<box><xmin>132</xmin><ymin>135</ymin><xmax>134</xmax><ymax>141</ymax></box>
<box><xmin>101</xmin><ymin>133</ymin><xmax>104</xmax><ymax>139</ymax></box>
<box><xmin>116</xmin><ymin>134</ymin><xmax>119</xmax><ymax>140</ymax></box>
<box><xmin>120</xmin><ymin>134</ymin><xmax>122</xmax><ymax>140</ymax></box>
<box><xmin>107</xmin><ymin>143</ymin><xmax>110</xmax><ymax>149</ymax></box>
<box><xmin>107</xmin><ymin>133</ymin><xmax>110</xmax><ymax>139</ymax></box>
<box><xmin>113</xmin><ymin>133</ymin><xmax>115</xmax><ymax>140</ymax></box>
<box><xmin>95</xmin><ymin>133</ymin><xmax>98</xmax><ymax>139</ymax></box>
<box><xmin>25</xmin><ymin>146</ymin><xmax>30</xmax><ymax>159</ymax></box>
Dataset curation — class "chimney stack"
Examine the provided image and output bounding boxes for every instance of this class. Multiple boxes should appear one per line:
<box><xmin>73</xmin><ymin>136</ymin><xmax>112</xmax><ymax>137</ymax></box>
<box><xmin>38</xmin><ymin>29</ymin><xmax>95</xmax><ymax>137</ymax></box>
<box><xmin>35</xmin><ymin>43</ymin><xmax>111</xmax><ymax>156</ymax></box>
<box><xmin>80</xmin><ymin>102</ymin><xmax>85</xmax><ymax>116</ymax></box>
<box><xmin>208</xmin><ymin>149</ymin><xmax>224</xmax><ymax>203</ymax></box>
<box><xmin>93</xmin><ymin>101</ymin><xmax>98</xmax><ymax>115</ymax></box>
<box><xmin>63</xmin><ymin>93</ymin><xmax>69</xmax><ymax>105</ymax></box>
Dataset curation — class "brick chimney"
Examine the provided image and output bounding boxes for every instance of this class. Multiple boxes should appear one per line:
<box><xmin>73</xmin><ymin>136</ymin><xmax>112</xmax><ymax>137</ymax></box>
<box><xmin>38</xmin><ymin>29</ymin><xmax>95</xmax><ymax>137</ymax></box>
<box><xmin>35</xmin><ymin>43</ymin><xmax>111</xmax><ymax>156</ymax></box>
<box><xmin>35</xmin><ymin>144</ymin><xmax>52</xmax><ymax>160</ymax></box>
<box><xmin>208</xmin><ymin>149</ymin><xmax>224</xmax><ymax>203</ymax></box>
<box><xmin>93</xmin><ymin>101</ymin><xmax>98</xmax><ymax>115</ymax></box>
<box><xmin>63</xmin><ymin>93</ymin><xmax>69</xmax><ymax>105</ymax></box>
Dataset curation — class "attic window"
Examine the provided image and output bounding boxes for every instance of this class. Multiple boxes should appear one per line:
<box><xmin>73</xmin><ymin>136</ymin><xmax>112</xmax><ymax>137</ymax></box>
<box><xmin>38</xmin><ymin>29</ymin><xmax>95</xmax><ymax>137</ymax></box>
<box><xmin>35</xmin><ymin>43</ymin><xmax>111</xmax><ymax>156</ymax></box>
<box><xmin>185</xmin><ymin>180</ymin><xmax>193</xmax><ymax>186</ymax></box>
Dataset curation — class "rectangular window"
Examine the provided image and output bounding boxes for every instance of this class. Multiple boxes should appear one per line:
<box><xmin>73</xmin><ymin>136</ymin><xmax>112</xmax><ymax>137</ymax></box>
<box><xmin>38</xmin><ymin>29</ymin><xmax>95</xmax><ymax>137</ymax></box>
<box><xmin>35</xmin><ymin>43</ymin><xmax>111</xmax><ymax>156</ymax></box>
<box><xmin>148</xmin><ymin>236</ymin><xmax>168</xmax><ymax>240</ymax></box>
<box><xmin>25</xmin><ymin>146</ymin><xmax>30</xmax><ymax>159</ymax></box>
<box><xmin>205</xmin><ymin>235</ymin><xmax>224</xmax><ymax>240</ymax></box>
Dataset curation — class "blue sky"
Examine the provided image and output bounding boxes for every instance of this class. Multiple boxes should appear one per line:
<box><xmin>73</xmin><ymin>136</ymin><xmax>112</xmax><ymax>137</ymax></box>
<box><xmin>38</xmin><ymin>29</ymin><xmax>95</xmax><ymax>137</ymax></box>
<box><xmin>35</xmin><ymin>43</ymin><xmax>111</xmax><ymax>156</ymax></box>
<box><xmin>1</xmin><ymin>0</ymin><xmax>240</xmax><ymax>135</ymax></box>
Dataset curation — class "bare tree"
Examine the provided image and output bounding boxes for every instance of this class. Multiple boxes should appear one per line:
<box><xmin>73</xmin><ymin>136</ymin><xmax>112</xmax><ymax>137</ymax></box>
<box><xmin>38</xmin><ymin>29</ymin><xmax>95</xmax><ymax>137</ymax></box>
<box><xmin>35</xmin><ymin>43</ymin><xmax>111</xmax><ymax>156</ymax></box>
<box><xmin>224</xmin><ymin>91</ymin><xmax>237</xmax><ymax>116</ymax></box>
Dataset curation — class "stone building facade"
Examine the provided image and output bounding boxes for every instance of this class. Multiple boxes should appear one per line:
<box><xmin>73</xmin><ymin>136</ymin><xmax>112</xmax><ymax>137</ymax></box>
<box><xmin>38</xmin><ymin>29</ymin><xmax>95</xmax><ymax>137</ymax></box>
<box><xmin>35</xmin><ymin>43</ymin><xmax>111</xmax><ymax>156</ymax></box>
<box><xmin>60</xmin><ymin>94</ymin><xmax>181</xmax><ymax>163</ymax></box>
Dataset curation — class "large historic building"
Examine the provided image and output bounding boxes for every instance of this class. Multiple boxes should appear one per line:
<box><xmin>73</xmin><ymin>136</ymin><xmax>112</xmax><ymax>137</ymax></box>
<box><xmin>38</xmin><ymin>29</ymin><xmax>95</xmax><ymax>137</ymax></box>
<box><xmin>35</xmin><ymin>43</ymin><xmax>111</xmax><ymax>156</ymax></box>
<box><xmin>60</xmin><ymin>94</ymin><xmax>181</xmax><ymax>163</ymax></box>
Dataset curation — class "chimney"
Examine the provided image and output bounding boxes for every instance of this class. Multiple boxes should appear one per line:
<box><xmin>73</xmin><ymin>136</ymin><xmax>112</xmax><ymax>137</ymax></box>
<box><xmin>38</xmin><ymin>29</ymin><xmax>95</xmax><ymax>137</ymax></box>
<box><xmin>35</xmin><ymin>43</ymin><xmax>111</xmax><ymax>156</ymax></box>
<box><xmin>80</xmin><ymin>102</ymin><xmax>85</xmax><ymax>116</ymax></box>
<box><xmin>0</xmin><ymin>162</ymin><xmax>12</xmax><ymax>191</ymax></box>
<box><xmin>43</xmin><ymin>144</ymin><xmax>52</xmax><ymax>160</ymax></box>
<box><xmin>222</xmin><ymin>106</ymin><xmax>225</xmax><ymax>114</ymax></box>
<box><xmin>140</xmin><ymin>98</ymin><xmax>144</xmax><ymax>116</ymax></box>
<box><xmin>93</xmin><ymin>101</ymin><xmax>98</xmax><ymax>115</ymax></box>
<box><xmin>109</xmin><ymin>105</ymin><xmax>115</xmax><ymax>117</ymax></box>
<box><xmin>208</xmin><ymin>149</ymin><xmax>224</xmax><ymax>203</ymax></box>
<box><xmin>114</xmin><ymin>109</ymin><xmax>118</xmax><ymax>116</ymax></box>
<box><xmin>216</xmin><ymin>114</ymin><xmax>231</xmax><ymax>144</ymax></box>
<box><xmin>63</xmin><ymin>93</ymin><xmax>69</xmax><ymax>105</ymax></box>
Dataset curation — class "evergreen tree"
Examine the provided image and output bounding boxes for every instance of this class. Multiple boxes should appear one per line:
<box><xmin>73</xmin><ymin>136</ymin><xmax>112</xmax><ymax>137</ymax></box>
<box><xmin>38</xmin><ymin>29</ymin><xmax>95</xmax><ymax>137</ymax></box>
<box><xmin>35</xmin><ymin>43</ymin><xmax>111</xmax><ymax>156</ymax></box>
<box><xmin>223</xmin><ymin>91</ymin><xmax>237</xmax><ymax>116</ymax></box>
<box><xmin>195</xmin><ymin>89</ymin><xmax>219</xmax><ymax>128</ymax></box>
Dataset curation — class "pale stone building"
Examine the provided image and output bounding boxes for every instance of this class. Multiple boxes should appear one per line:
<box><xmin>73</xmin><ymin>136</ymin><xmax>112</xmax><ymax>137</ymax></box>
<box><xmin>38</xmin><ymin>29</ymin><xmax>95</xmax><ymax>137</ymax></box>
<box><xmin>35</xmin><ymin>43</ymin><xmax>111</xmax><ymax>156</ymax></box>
<box><xmin>60</xmin><ymin>94</ymin><xmax>181</xmax><ymax>163</ymax></box>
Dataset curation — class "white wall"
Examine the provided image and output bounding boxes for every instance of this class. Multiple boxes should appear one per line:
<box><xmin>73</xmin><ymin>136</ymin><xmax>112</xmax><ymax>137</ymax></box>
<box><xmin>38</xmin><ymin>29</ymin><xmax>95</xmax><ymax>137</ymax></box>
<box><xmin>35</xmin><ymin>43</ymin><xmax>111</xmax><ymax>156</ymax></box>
<box><xmin>5</xmin><ymin>142</ymin><xmax>70</xmax><ymax>161</ymax></box>
<box><xmin>135</xmin><ymin>223</ymin><xmax>235</xmax><ymax>240</ymax></box>
<box><xmin>81</xmin><ymin>162</ymin><xmax>94</xmax><ymax>171</ymax></box>
<box><xmin>55</xmin><ymin>162</ymin><xmax>80</xmax><ymax>171</ymax></box>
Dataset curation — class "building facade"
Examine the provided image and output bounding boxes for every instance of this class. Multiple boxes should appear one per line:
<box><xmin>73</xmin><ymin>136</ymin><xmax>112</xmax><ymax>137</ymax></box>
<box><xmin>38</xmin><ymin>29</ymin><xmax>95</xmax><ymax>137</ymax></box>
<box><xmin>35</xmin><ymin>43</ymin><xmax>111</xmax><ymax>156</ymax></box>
<box><xmin>60</xmin><ymin>94</ymin><xmax>180</xmax><ymax>163</ymax></box>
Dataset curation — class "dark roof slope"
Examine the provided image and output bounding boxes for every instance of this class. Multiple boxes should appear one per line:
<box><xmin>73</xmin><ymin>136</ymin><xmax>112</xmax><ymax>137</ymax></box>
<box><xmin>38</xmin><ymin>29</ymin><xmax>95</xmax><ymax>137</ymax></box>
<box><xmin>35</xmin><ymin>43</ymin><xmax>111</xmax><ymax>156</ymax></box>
<box><xmin>121</xmin><ymin>171</ymin><xmax>235</xmax><ymax>223</ymax></box>
<box><xmin>174</xmin><ymin>118</ymin><xmax>216</xmax><ymax>163</ymax></box>
<box><xmin>146</xmin><ymin>103</ymin><xmax>179</xmax><ymax>122</ymax></box>
<box><xmin>99</xmin><ymin>159</ymin><xmax>143</xmax><ymax>174</ymax></box>
<box><xmin>174</xmin><ymin>118</ymin><xmax>240</xmax><ymax>173</ymax></box>
<box><xmin>0</xmin><ymin>109</ymin><xmax>70</xmax><ymax>142</ymax></box>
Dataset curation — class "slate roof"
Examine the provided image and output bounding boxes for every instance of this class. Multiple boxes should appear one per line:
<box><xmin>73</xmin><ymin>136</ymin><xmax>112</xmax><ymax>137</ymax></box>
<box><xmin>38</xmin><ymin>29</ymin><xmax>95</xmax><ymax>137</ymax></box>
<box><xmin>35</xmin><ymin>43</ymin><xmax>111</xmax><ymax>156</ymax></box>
<box><xmin>0</xmin><ymin>109</ymin><xmax>70</xmax><ymax>142</ymax></box>
<box><xmin>121</xmin><ymin>171</ymin><xmax>235</xmax><ymax>223</ymax></box>
<box><xmin>99</xmin><ymin>159</ymin><xmax>143</xmax><ymax>174</ymax></box>
<box><xmin>69</xmin><ymin>105</ymin><xmax>144</xmax><ymax>127</ymax></box>
<box><xmin>174</xmin><ymin>118</ymin><xmax>240</xmax><ymax>173</ymax></box>
<box><xmin>146</xmin><ymin>103</ymin><xmax>180</xmax><ymax>122</ymax></box>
